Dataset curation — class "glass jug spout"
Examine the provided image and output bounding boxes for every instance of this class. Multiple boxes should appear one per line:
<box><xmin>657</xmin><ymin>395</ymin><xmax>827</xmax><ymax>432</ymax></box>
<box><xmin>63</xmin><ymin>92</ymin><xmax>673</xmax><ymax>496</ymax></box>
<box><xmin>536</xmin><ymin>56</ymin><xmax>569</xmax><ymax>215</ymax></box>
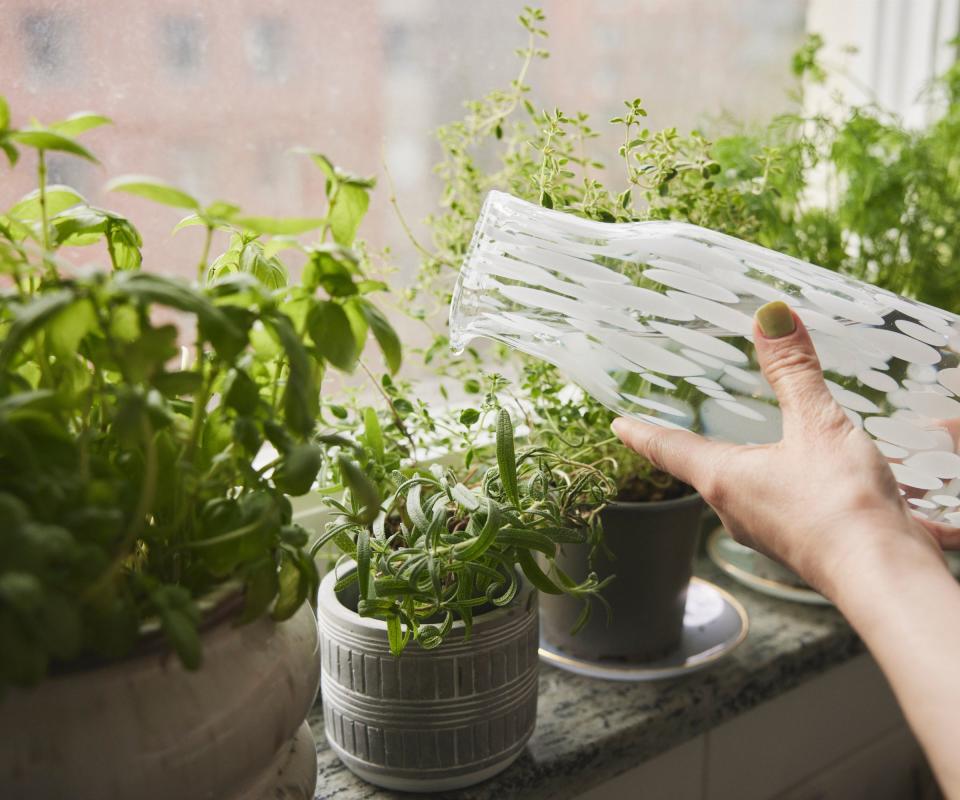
<box><xmin>450</xmin><ymin>190</ymin><xmax>960</xmax><ymax>524</ymax></box>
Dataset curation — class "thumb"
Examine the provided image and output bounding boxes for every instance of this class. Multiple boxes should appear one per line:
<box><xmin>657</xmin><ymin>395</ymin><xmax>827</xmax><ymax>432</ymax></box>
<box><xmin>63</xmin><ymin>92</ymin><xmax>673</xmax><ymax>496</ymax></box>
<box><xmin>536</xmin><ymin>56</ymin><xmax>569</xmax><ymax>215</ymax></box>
<box><xmin>753</xmin><ymin>301</ymin><xmax>846</xmax><ymax>437</ymax></box>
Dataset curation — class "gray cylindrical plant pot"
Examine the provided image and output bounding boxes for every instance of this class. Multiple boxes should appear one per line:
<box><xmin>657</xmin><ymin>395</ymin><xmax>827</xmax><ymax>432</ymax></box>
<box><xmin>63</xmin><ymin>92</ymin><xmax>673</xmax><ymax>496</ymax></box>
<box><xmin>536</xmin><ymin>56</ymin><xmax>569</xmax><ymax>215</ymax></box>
<box><xmin>317</xmin><ymin>566</ymin><xmax>539</xmax><ymax>792</ymax></box>
<box><xmin>540</xmin><ymin>492</ymin><xmax>705</xmax><ymax>661</ymax></box>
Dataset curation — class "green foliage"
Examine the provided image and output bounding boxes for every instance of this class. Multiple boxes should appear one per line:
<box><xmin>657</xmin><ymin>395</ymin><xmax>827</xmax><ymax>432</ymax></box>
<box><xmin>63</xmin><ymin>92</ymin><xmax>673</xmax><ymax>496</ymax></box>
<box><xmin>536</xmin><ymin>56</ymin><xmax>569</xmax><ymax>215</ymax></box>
<box><xmin>404</xmin><ymin>9</ymin><xmax>960</xmax><ymax>493</ymax></box>
<box><xmin>315</xmin><ymin>406</ymin><xmax>615</xmax><ymax>655</ymax></box>
<box><xmin>106</xmin><ymin>175</ymin><xmax>200</xmax><ymax>210</ymax></box>
<box><xmin>0</xmin><ymin>99</ymin><xmax>401</xmax><ymax>689</ymax></box>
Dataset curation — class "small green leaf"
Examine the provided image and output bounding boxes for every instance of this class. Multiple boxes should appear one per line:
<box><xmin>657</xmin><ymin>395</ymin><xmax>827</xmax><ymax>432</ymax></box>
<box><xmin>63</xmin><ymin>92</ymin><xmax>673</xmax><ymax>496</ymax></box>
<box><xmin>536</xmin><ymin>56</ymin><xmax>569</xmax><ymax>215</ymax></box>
<box><xmin>238</xmin><ymin>242</ymin><xmax>286</xmax><ymax>289</ymax></box>
<box><xmin>50</xmin><ymin>112</ymin><xmax>111</xmax><ymax>137</ymax></box>
<box><xmin>357</xmin><ymin>279</ymin><xmax>388</xmax><ymax>294</ymax></box>
<box><xmin>204</xmin><ymin>201</ymin><xmax>241</xmax><ymax>220</ymax></box>
<box><xmin>363</xmin><ymin>406</ymin><xmax>384</xmax><ymax>462</ymax></box>
<box><xmin>496</xmin><ymin>528</ymin><xmax>556</xmax><ymax>556</ymax></box>
<box><xmin>405</xmin><ymin>483</ymin><xmax>431</xmax><ymax>532</ymax></box>
<box><xmin>296</xmin><ymin>150</ymin><xmax>376</xmax><ymax>191</ymax></box>
<box><xmin>266</xmin><ymin>312</ymin><xmax>317</xmax><ymax>437</ymax></box>
<box><xmin>115</xmin><ymin>272</ymin><xmax>246</xmax><ymax>361</ymax></box>
<box><xmin>46</xmin><ymin>297</ymin><xmax>95</xmax><ymax>357</ymax></box>
<box><xmin>1</xmin><ymin>141</ymin><xmax>18</xmax><ymax>167</ymax></box>
<box><xmin>459</xmin><ymin>408</ymin><xmax>480</xmax><ymax>426</ymax></box>
<box><xmin>307</xmin><ymin>300</ymin><xmax>358</xmax><ymax>371</ymax></box>
<box><xmin>105</xmin><ymin>218</ymin><xmax>143</xmax><ymax>270</ymax></box>
<box><xmin>454</xmin><ymin>499</ymin><xmax>501</xmax><ymax>561</ymax></box>
<box><xmin>153</xmin><ymin>370</ymin><xmax>203</xmax><ymax>397</ymax></box>
<box><xmin>274</xmin><ymin>443</ymin><xmax>323</xmax><ymax>496</ymax></box>
<box><xmin>239</xmin><ymin>556</ymin><xmax>279</xmax><ymax>624</ymax></box>
<box><xmin>223</xmin><ymin>369</ymin><xmax>260</xmax><ymax>414</ymax></box>
<box><xmin>392</xmin><ymin>397</ymin><xmax>413</xmax><ymax>416</ymax></box>
<box><xmin>338</xmin><ymin>455</ymin><xmax>380</xmax><ymax>524</ymax></box>
<box><xmin>0</xmin><ymin>289</ymin><xmax>76</xmax><ymax>369</ymax></box>
<box><xmin>299</xmin><ymin>150</ymin><xmax>337</xmax><ymax>187</ymax></box>
<box><xmin>105</xmin><ymin>175</ymin><xmax>199</xmax><ymax>209</ymax></box>
<box><xmin>272</xmin><ymin>554</ymin><xmax>308</xmax><ymax>620</ymax></box>
<box><xmin>357</xmin><ymin>299</ymin><xmax>401</xmax><ymax>374</ymax></box>
<box><xmin>172</xmin><ymin>213</ymin><xmax>205</xmax><ymax>233</ymax></box>
<box><xmin>303</xmin><ymin>247</ymin><xmax>359</xmax><ymax>297</ymax></box>
<box><xmin>496</xmin><ymin>408</ymin><xmax>520</xmax><ymax>507</ymax></box>
<box><xmin>517</xmin><ymin>549</ymin><xmax>563</xmax><ymax>594</ymax></box>
<box><xmin>386</xmin><ymin>615</ymin><xmax>404</xmax><ymax>656</ymax></box>
<box><xmin>0</xmin><ymin>96</ymin><xmax>9</xmax><ymax>130</ymax></box>
<box><xmin>153</xmin><ymin>586</ymin><xmax>202</xmax><ymax>669</ymax></box>
<box><xmin>328</xmin><ymin>182</ymin><xmax>370</xmax><ymax>246</ymax></box>
<box><xmin>10</xmin><ymin>129</ymin><xmax>97</xmax><ymax>162</ymax></box>
<box><xmin>356</xmin><ymin>527</ymin><xmax>371</xmax><ymax>600</ymax></box>
<box><xmin>9</xmin><ymin>186</ymin><xmax>86</xmax><ymax>221</ymax></box>
<box><xmin>451</xmin><ymin>483</ymin><xmax>479</xmax><ymax>511</ymax></box>
<box><xmin>50</xmin><ymin>205</ymin><xmax>108</xmax><ymax>246</ymax></box>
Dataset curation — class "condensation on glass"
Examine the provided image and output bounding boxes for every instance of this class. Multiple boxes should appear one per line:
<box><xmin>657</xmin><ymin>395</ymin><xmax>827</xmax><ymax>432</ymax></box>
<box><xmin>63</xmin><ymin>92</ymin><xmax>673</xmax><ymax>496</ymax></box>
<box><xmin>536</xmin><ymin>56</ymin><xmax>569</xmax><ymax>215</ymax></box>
<box><xmin>450</xmin><ymin>191</ymin><xmax>960</xmax><ymax>523</ymax></box>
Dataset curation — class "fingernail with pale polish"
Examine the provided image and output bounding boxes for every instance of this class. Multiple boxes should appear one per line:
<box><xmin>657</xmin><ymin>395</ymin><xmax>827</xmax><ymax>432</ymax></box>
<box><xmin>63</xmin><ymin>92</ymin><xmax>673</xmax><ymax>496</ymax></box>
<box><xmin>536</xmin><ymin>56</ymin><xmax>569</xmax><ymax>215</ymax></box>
<box><xmin>611</xmin><ymin>418</ymin><xmax>625</xmax><ymax>437</ymax></box>
<box><xmin>755</xmin><ymin>301</ymin><xmax>796</xmax><ymax>339</ymax></box>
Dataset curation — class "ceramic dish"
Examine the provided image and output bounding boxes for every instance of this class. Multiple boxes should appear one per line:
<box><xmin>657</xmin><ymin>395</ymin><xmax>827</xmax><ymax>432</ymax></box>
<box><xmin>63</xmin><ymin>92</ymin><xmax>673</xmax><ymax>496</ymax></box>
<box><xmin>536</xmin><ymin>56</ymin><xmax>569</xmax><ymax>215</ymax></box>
<box><xmin>538</xmin><ymin>577</ymin><xmax>748</xmax><ymax>681</ymax></box>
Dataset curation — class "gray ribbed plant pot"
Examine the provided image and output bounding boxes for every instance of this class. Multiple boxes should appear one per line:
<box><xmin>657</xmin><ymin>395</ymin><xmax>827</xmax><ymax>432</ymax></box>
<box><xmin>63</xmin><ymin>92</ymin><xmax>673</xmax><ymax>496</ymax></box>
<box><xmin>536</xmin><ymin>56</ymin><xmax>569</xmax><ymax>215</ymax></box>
<box><xmin>540</xmin><ymin>492</ymin><xmax>705</xmax><ymax>661</ymax></box>
<box><xmin>317</xmin><ymin>567</ymin><xmax>539</xmax><ymax>793</ymax></box>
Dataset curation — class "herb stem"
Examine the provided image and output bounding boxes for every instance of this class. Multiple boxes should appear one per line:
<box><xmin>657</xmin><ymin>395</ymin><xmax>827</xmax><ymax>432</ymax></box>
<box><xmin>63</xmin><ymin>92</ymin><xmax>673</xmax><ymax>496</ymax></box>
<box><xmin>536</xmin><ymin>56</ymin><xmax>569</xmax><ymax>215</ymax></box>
<box><xmin>383</xmin><ymin>159</ymin><xmax>451</xmax><ymax>267</ymax></box>
<box><xmin>37</xmin><ymin>150</ymin><xmax>50</xmax><ymax>255</ymax></box>
<box><xmin>84</xmin><ymin>415</ymin><xmax>158</xmax><ymax>599</ymax></box>
<box><xmin>359</xmin><ymin>358</ymin><xmax>418</xmax><ymax>455</ymax></box>
<box><xmin>197</xmin><ymin>224</ymin><xmax>213</xmax><ymax>285</ymax></box>
<box><xmin>186</xmin><ymin>362</ymin><xmax>219</xmax><ymax>461</ymax></box>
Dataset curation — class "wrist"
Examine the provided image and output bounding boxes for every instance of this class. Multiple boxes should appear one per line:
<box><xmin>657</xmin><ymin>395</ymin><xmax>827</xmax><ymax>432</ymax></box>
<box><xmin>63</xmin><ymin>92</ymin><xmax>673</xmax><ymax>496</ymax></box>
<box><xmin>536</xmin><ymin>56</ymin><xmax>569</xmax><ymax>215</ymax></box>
<box><xmin>821</xmin><ymin>524</ymin><xmax>946</xmax><ymax>621</ymax></box>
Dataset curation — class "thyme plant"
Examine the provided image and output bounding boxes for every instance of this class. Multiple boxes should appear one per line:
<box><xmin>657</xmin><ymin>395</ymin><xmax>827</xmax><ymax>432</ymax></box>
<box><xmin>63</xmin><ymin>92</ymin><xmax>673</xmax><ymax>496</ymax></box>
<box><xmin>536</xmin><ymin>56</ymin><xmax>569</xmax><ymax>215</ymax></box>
<box><xmin>402</xmin><ymin>9</ymin><xmax>960</xmax><ymax>495</ymax></box>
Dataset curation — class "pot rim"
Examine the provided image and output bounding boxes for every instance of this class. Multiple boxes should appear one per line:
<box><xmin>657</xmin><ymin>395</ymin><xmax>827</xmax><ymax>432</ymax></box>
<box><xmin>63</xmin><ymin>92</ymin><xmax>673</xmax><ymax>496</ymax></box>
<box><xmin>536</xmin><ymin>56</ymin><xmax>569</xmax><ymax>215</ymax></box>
<box><xmin>48</xmin><ymin>581</ymin><xmax>247</xmax><ymax>682</ymax></box>
<box><xmin>319</xmin><ymin>561</ymin><xmax>530</xmax><ymax>637</ymax></box>
<box><xmin>606</xmin><ymin>490</ymin><xmax>703</xmax><ymax>512</ymax></box>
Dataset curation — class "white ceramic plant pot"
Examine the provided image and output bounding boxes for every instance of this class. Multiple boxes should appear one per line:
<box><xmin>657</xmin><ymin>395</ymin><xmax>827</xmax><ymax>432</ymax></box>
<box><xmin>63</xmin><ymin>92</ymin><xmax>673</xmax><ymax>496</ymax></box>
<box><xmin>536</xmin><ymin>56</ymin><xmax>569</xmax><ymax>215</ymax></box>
<box><xmin>0</xmin><ymin>596</ymin><xmax>321</xmax><ymax>800</ymax></box>
<box><xmin>317</xmin><ymin>567</ymin><xmax>539</xmax><ymax>792</ymax></box>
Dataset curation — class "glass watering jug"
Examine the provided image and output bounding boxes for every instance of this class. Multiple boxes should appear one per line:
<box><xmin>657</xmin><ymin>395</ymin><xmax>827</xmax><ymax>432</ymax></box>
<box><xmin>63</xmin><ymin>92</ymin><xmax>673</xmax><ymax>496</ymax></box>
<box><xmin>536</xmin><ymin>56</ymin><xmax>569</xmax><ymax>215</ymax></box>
<box><xmin>449</xmin><ymin>191</ymin><xmax>960</xmax><ymax>523</ymax></box>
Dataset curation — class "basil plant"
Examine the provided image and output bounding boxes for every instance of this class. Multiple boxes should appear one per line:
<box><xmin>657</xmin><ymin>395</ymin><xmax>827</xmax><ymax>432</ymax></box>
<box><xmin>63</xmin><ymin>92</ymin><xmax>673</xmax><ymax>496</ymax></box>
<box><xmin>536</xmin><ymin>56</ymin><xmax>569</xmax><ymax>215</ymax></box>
<box><xmin>0</xmin><ymin>98</ymin><xmax>398</xmax><ymax>690</ymax></box>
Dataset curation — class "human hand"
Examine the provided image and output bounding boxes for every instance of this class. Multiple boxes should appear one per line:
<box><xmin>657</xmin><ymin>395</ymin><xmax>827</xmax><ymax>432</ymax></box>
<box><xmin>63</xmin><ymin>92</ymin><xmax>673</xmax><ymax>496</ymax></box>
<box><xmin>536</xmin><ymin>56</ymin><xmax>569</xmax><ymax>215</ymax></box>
<box><xmin>611</xmin><ymin>301</ymin><xmax>956</xmax><ymax>600</ymax></box>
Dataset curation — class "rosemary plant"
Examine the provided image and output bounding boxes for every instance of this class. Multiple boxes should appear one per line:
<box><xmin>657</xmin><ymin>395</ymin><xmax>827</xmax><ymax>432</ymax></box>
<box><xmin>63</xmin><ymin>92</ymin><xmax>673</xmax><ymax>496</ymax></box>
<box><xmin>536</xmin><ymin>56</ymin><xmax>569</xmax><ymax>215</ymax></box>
<box><xmin>314</xmin><ymin>408</ymin><xmax>615</xmax><ymax>654</ymax></box>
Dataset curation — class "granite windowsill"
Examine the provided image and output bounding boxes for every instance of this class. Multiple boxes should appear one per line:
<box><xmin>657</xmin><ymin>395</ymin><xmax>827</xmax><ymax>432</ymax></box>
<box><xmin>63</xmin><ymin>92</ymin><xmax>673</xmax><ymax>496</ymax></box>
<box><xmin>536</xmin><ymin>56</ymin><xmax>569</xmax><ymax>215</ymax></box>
<box><xmin>310</xmin><ymin>554</ymin><xmax>862</xmax><ymax>800</ymax></box>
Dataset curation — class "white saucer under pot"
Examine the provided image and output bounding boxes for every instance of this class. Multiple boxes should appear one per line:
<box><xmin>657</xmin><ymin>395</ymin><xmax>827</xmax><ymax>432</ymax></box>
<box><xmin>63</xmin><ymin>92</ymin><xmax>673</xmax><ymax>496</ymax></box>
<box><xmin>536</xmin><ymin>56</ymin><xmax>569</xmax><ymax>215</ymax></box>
<box><xmin>538</xmin><ymin>577</ymin><xmax>748</xmax><ymax>682</ymax></box>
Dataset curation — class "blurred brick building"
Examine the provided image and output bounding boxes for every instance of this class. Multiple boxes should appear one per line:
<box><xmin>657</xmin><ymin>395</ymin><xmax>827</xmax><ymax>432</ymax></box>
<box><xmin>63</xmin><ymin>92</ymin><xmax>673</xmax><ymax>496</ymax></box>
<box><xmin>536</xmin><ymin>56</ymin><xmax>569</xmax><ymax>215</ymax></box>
<box><xmin>1</xmin><ymin>0</ymin><xmax>384</xmax><ymax>278</ymax></box>
<box><xmin>0</xmin><ymin>0</ymin><xmax>806</xmax><ymax>283</ymax></box>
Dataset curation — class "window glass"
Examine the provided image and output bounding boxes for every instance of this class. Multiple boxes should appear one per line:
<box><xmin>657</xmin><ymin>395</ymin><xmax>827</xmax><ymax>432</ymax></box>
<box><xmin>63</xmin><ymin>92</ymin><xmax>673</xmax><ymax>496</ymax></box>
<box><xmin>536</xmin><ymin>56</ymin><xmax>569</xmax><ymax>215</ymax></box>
<box><xmin>2</xmin><ymin>1</ymin><xmax>808</xmax><ymax>283</ymax></box>
<box><xmin>21</xmin><ymin>12</ymin><xmax>77</xmax><ymax>83</ymax></box>
<box><xmin>246</xmin><ymin>16</ymin><xmax>290</xmax><ymax>81</ymax></box>
<box><xmin>160</xmin><ymin>15</ymin><xmax>205</xmax><ymax>76</ymax></box>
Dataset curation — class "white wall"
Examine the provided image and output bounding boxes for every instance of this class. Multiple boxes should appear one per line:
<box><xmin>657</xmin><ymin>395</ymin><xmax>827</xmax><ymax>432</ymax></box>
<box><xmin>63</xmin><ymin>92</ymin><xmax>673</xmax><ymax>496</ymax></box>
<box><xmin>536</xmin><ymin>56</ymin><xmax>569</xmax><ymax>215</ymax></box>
<box><xmin>805</xmin><ymin>0</ymin><xmax>960</xmax><ymax>125</ymax></box>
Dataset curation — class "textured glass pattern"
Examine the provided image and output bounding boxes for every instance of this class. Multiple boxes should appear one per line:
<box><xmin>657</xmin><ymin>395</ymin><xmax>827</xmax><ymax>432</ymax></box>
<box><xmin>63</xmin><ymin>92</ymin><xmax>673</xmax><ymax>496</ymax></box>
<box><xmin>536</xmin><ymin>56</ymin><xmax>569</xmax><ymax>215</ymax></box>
<box><xmin>450</xmin><ymin>191</ymin><xmax>960</xmax><ymax>522</ymax></box>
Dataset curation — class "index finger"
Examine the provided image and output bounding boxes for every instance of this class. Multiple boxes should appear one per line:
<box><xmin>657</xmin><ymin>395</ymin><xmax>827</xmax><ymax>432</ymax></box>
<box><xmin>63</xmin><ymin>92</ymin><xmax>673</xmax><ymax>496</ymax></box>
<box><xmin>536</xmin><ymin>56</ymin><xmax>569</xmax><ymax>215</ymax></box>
<box><xmin>611</xmin><ymin>417</ymin><xmax>733</xmax><ymax>489</ymax></box>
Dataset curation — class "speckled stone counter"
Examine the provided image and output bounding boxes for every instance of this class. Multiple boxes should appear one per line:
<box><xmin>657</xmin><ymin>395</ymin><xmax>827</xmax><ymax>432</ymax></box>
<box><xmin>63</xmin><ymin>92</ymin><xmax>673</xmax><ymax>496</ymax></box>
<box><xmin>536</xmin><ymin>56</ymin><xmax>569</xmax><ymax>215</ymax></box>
<box><xmin>310</xmin><ymin>553</ymin><xmax>862</xmax><ymax>800</ymax></box>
